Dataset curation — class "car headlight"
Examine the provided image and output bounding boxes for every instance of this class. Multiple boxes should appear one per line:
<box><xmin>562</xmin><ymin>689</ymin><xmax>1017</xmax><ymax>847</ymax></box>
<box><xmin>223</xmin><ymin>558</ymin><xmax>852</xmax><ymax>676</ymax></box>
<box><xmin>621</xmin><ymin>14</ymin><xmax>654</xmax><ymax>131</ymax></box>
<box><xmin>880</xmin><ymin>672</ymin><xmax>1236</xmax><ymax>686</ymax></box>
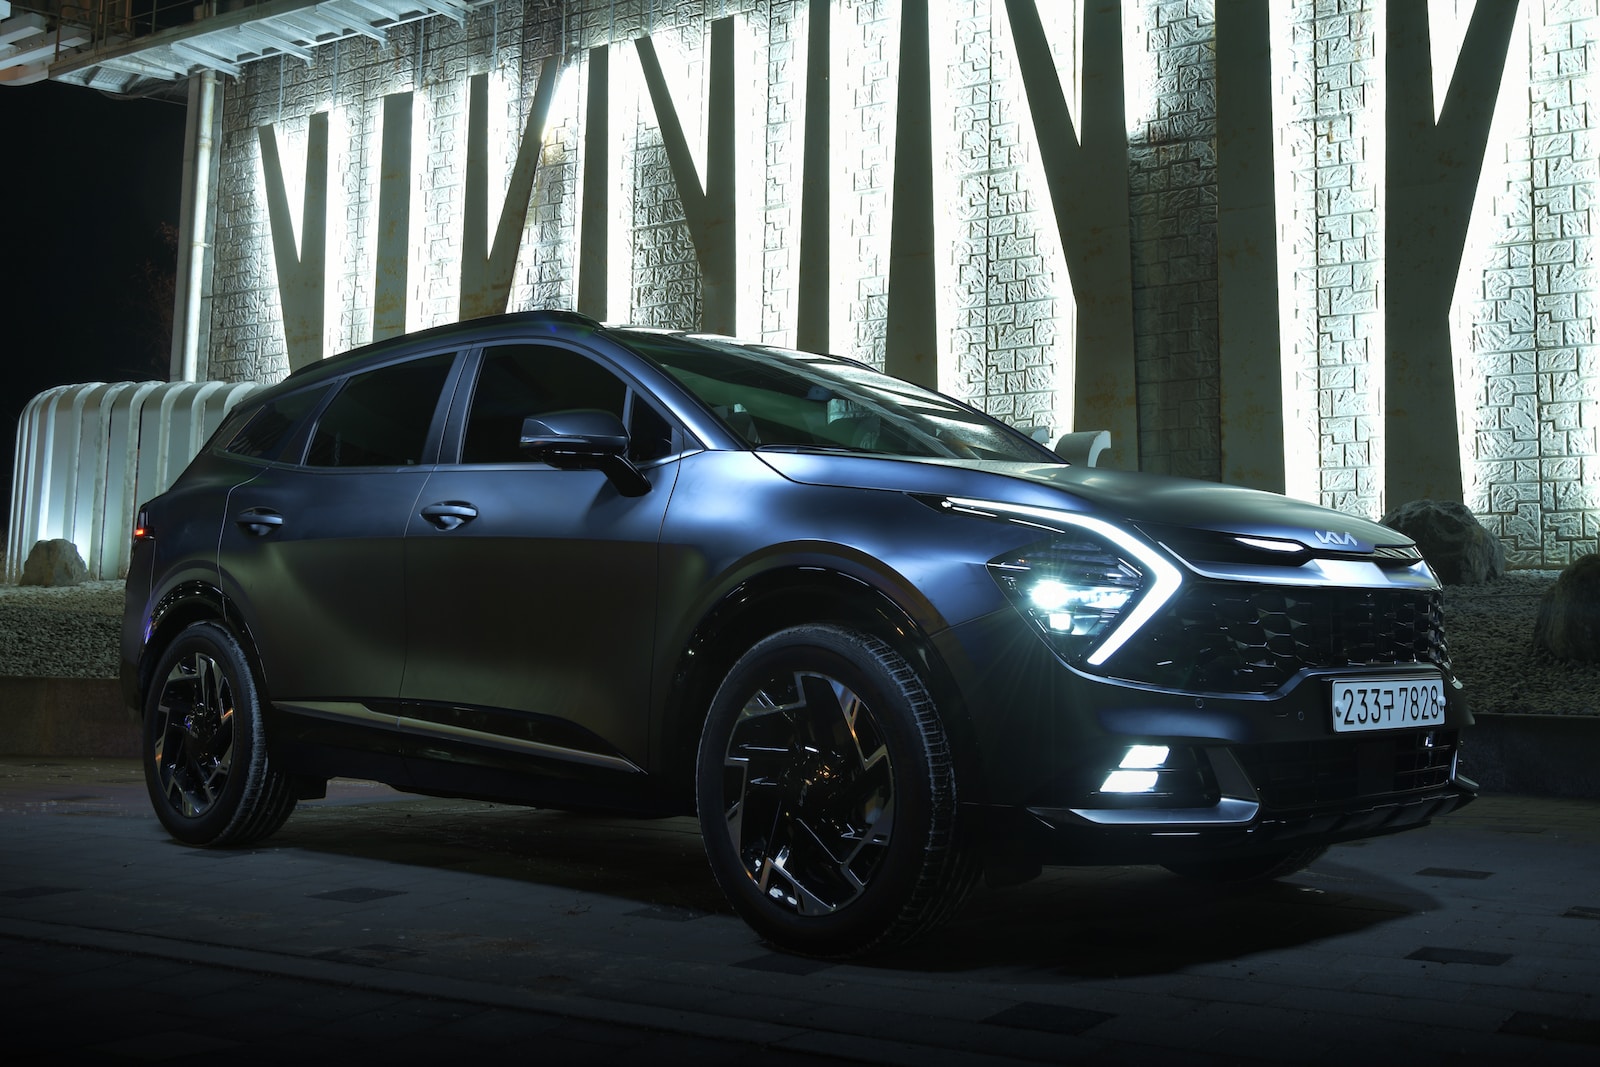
<box><xmin>944</xmin><ymin>498</ymin><xmax>1184</xmax><ymax>667</ymax></box>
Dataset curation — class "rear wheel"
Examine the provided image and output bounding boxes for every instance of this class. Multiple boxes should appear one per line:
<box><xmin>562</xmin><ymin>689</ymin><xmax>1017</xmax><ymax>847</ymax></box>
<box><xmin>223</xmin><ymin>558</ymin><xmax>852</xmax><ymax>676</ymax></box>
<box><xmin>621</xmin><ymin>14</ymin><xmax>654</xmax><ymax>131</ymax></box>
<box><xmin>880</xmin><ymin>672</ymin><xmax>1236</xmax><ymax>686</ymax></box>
<box><xmin>696</xmin><ymin>625</ymin><xmax>975</xmax><ymax>958</ymax></box>
<box><xmin>1162</xmin><ymin>845</ymin><xmax>1327</xmax><ymax>883</ymax></box>
<box><xmin>142</xmin><ymin>621</ymin><xmax>295</xmax><ymax>847</ymax></box>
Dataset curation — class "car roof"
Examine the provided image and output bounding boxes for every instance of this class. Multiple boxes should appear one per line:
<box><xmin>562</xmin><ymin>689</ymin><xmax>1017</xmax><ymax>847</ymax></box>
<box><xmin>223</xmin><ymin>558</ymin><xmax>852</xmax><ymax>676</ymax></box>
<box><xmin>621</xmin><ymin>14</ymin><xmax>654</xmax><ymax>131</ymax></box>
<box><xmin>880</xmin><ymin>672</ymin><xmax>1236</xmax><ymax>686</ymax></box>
<box><xmin>282</xmin><ymin>309</ymin><xmax>608</xmax><ymax>389</ymax></box>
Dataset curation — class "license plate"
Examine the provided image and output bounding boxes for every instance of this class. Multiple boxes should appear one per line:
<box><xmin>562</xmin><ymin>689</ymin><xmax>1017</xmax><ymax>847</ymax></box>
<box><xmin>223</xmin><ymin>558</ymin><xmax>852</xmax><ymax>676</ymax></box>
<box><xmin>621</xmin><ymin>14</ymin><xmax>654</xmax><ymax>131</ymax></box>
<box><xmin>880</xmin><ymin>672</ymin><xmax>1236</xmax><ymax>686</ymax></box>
<box><xmin>1330</xmin><ymin>675</ymin><xmax>1445</xmax><ymax>734</ymax></box>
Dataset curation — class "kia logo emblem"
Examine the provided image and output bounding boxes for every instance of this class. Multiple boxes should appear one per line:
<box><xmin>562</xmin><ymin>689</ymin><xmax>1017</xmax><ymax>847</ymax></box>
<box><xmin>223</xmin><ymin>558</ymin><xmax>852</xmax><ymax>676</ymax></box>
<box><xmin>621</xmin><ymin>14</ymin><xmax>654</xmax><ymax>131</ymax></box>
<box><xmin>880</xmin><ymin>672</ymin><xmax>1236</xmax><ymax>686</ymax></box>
<box><xmin>1312</xmin><ymin>530</ymin><xmax>1359</xmax><ymax>547</ymax></box>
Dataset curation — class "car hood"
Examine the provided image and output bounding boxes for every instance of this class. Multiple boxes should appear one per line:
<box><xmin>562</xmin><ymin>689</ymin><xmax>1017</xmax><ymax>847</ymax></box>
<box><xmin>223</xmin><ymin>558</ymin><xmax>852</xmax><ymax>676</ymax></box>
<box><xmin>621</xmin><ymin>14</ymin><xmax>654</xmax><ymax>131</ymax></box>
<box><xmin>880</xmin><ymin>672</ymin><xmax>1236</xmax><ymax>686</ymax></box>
<box><xmin>755</xmin><ymin>452</ymin><xmax>1410</xmax><ymax>553</ymax></box>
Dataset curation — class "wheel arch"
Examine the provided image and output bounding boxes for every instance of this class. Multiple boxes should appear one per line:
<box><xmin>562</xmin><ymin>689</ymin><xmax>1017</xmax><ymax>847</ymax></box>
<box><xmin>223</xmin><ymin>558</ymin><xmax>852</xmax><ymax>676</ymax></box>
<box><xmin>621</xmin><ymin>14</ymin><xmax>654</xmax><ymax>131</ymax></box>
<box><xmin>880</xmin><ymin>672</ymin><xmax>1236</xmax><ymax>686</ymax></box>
<box><xmin>658</xmin><ymin>565</ymin><xmax>980</xmax><ymax>807</ymax></box>
<box><xmin>139</xmin><ymin>582</ymin><xmax>267</xmax><ymax>710</ymax></box>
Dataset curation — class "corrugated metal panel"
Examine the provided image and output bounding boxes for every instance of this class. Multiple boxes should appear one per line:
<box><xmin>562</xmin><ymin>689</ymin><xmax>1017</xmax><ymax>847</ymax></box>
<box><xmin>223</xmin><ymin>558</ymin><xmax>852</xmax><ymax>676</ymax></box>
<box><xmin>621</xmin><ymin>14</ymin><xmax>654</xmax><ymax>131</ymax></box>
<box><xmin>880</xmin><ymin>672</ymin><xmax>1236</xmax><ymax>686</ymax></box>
<box><xmin>6</xmin><ymin>380</ymin><xmax>262</xmax><ymax>582</ymax></box>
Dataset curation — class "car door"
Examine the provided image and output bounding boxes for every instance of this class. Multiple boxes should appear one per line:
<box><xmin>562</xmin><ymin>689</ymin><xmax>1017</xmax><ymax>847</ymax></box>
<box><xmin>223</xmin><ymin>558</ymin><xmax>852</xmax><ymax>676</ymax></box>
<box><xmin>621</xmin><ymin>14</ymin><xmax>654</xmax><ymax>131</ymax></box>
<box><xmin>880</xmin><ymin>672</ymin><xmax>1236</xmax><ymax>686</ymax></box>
<box><xmin>400</xmin><ymin>341</ymin><xmax>681</xmax><ymax>771</ymax></box>
<box><xmin>218</xmin><ymin>351</ymin><xmax>458</xmax><ymax>711</ymax></box>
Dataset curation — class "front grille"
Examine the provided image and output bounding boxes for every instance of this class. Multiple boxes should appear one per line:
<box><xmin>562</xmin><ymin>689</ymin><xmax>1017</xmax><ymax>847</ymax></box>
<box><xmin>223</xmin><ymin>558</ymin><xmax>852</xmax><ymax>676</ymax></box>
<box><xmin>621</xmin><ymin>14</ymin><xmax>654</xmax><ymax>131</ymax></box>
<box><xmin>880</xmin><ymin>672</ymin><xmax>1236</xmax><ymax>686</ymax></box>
<box><xmin>1233</xmin><ymin>730</ymin><xmax>1460</xmax><ymax>811</ymax></box>
<box><xmin>1107</xmin><ymin>581</ymin><xmax>1452</xmax><ymax>694</ymax></box>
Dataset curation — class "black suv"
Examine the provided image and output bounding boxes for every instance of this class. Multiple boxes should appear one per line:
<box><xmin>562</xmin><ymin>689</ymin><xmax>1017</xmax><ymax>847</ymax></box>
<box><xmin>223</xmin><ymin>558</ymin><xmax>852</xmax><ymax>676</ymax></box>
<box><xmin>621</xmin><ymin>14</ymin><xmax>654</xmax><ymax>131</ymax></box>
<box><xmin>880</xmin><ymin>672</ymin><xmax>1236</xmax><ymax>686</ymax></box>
<box><xmin>123</xmin><ymin>310</ymin><xmax>1474</xmax><ymax>956</ymax></box>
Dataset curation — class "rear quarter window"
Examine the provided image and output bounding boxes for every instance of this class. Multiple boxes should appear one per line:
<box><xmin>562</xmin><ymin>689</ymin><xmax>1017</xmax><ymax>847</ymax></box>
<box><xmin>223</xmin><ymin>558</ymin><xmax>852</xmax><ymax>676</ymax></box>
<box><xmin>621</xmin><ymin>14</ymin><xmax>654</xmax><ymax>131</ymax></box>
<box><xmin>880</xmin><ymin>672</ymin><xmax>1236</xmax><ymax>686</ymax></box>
<box><xmin>219</xmin><ymin>385</ymin><xmax>331</xmax><ymax>463</ymax></box>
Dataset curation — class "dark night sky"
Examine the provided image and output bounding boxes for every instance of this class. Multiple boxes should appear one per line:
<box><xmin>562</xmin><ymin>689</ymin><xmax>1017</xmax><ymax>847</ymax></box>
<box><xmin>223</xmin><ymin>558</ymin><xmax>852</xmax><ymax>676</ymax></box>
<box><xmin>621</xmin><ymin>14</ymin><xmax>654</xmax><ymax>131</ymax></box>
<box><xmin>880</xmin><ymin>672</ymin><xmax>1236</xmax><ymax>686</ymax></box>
<box><xmin>1</xmin><ymin>78</ymin><xmax>187</xmax><ymax>532</ymax></box>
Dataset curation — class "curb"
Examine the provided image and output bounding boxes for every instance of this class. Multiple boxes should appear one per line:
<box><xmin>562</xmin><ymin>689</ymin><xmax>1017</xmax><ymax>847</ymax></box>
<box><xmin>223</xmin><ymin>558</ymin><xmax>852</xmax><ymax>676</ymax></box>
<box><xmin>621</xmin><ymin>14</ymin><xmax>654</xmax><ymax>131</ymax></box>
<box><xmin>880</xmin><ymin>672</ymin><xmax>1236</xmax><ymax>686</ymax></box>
<box><xmin>2</xmin><ymin>679</ymin><xmax>1597</xmax><ymax>799</ymax></box>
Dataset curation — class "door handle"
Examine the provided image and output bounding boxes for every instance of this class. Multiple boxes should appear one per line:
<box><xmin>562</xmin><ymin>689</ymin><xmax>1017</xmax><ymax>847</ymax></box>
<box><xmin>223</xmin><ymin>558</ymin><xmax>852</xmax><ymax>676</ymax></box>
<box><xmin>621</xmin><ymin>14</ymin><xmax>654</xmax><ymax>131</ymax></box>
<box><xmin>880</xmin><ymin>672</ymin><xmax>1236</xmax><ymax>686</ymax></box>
<box><xmin>235</xmin><ymin>508</ymin><xmax>284</xmax><ymax>537</ymax></box>
<box><xmin>420</xmin><ymin>502</ymin><xmax>478</xmax><ymax>530</ymax></box>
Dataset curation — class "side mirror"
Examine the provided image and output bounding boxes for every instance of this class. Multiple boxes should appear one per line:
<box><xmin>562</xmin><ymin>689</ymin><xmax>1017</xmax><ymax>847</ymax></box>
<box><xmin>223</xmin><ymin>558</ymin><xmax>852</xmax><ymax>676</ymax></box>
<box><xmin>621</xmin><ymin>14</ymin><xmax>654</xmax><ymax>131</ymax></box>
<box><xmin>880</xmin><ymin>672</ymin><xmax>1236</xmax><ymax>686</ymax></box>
<box><xmin>519</xmin><ymin>411</ymin><xmax>651</xmax><ymax>497</ymax></box>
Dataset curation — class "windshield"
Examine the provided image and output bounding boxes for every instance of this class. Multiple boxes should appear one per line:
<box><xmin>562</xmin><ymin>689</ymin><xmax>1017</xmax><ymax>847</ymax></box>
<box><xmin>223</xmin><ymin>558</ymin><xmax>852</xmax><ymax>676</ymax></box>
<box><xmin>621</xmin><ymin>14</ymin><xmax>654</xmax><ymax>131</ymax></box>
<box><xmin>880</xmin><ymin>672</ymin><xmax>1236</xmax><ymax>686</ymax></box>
<box><xmin>616</xmin><ymin>332</ymin><xmax>1058</xmax><ymax>462</ymax></box>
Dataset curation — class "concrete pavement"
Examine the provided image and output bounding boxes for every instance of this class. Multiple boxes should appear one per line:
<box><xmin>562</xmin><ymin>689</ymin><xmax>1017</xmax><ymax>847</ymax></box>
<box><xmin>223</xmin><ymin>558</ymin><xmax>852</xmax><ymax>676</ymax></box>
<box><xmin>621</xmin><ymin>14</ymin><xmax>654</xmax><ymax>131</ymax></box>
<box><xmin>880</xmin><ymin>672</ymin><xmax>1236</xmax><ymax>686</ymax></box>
<box><xmin>2</xmin><ymin>757</ymin><xmax>1598</xmax><ymax>1064</ymax></box>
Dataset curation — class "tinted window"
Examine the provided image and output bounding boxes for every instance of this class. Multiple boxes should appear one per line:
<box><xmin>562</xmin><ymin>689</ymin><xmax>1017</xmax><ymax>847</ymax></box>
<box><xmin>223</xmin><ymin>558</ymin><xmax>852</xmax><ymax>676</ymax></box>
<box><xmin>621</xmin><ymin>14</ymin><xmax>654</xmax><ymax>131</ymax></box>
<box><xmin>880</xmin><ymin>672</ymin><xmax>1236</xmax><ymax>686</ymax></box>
<box><xmin>626</xmin><ymin>395</ymin><xmax>674</xmax><ymax>463</ymax></box>
<box><xmin>619</xmin><ymin>333</ymin><xmax>1053</xmax><ymax>461</ymax></box>
<box><xmin>306</xmin><ymin>354</ymin><xmax>453</xmax><ymax>467</ymax></box>
<box><xmin>462</xmin><ymin>345</ymin><xmax>629</xmax><ymax>464</ymax></box>
<box><xmin>221</xmin><ymin>385</ymin><xmax>330</xmax><ymax>463</ymax></box>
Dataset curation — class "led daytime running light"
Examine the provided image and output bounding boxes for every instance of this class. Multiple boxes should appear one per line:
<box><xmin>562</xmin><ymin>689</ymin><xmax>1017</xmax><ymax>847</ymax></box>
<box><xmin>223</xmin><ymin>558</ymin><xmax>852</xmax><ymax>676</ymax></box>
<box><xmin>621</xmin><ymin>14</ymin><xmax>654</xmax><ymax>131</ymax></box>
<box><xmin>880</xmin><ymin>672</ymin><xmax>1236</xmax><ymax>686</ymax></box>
<box><xmin>954</xmin><ymin>498</ymin><xmax>1184</xmax><ymax>666</ymax></box>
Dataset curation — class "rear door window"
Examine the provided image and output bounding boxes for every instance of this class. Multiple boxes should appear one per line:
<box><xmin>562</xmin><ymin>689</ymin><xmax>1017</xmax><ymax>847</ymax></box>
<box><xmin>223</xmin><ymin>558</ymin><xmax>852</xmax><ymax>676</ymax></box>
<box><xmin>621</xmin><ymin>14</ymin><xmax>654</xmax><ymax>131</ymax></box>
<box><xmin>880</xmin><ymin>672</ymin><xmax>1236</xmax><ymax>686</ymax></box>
<box><xmin>307</xmin><ymin>354</ymin><xmax>455</xmax><ymax>467</ymax></box>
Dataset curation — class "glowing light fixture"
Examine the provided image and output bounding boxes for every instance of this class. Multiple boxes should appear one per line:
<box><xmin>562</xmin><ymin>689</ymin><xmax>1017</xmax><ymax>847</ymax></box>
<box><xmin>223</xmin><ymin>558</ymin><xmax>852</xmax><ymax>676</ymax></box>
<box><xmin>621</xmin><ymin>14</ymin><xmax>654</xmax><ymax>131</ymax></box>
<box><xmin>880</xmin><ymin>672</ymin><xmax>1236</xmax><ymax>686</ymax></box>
<box><xmin>1120</xmin><ymin>745</ymin><xmax>1170</xmax><ymax>769</ymax></box>
<box><xmin>1098</xmin><ymin>744</ymin><xmax>1170</xmax><ymax>793</ymax></box>
<box><xmin>958</xmin><ymin>497</ymin><xmax>1184</xmax><ymax>667</ymax></box>
<box><xmin>1236</xmin><ymin>535</ymin><xmax>1304</xmax><ymax>554</ymax></box>
<box><xmin>1100</xmin><ymin>770</ymin><xmax>1158</xmax><ymax>793</ymax></box>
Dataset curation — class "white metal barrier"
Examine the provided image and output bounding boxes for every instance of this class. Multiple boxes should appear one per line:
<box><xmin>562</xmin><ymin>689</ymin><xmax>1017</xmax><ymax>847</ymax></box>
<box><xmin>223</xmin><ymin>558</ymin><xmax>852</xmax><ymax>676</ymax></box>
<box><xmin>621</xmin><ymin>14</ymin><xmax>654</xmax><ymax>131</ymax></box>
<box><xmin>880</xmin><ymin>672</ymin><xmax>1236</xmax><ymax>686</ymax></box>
<box><xmin>6</xmin><ymin>381</ymin><xmax>262</xmax><ymax>583</ymax></box>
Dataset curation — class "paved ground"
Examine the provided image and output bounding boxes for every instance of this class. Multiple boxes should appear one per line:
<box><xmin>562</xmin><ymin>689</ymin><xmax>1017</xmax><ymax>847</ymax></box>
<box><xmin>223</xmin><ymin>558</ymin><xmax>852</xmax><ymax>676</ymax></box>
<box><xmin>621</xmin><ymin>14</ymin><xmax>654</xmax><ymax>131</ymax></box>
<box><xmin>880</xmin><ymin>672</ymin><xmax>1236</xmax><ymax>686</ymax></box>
<box><xmin>2</xmin><ymin>758</ymin><xmax>1598</xmax><ymax>1065</ymax></box>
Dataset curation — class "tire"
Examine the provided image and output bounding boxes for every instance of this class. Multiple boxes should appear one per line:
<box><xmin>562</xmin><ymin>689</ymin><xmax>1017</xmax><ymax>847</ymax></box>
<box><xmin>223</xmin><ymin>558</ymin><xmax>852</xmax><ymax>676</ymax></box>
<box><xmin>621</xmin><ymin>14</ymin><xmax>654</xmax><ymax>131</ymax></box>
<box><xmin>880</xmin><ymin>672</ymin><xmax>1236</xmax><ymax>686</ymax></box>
<box><xmin>142</xmin><ymin>621</ymin><xmax>296</xmax><ymax>847</ymax></box>
<box><xmin>1162</xmin><ymin>845</ymin><xmax>1327</xmax><ymax>884</ymax></box>
<box><xmin>696</xmin><ymin>624</ymin><xmax>976</xmax><ymax>957</ymax></box>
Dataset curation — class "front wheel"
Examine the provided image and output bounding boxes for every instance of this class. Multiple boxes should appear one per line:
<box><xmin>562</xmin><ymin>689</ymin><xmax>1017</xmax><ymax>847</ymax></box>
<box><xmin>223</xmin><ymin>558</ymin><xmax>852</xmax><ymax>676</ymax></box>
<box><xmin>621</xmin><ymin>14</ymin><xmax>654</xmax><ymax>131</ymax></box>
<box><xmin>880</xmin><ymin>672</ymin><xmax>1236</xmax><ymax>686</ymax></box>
<box><xmin>696</xmin><ymin>625</ymin><xmax>975</xmax><ymax>958</ymax></box>
<box><xmin>142</xmin><ymin>621</ymin><xmax>296</xmax><ymax>847</ymax></box>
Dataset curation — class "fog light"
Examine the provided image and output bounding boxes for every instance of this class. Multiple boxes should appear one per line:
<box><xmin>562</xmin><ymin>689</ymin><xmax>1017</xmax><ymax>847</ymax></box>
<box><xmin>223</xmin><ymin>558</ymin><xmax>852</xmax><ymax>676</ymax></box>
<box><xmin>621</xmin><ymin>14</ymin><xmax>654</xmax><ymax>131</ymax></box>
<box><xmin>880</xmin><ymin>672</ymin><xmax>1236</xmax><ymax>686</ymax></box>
<box><xmin>1120</xmin><ymin>744</ymin><xmax>1169</xmax><ymax>769</ymax></box>
<box><xmin>1100</xmin><ymin>770</ymin><xmax>1160</xmax><ymax>793</ymax></box>
<box><xmin>1098</xmin><ymin>745</ymin><xmax>1171</xmax><ymax>793</ymax></box>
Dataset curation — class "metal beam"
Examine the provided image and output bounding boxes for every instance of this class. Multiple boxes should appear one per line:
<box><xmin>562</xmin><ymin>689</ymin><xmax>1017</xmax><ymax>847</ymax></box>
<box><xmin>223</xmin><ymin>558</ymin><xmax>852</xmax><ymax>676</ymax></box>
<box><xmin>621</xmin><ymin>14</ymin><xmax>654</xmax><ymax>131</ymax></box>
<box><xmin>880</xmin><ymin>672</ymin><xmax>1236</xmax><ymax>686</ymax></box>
<box><xmin>169</xmin><ymin>39</ymin><xmax>241</xmax><ymax>77</ymax></box>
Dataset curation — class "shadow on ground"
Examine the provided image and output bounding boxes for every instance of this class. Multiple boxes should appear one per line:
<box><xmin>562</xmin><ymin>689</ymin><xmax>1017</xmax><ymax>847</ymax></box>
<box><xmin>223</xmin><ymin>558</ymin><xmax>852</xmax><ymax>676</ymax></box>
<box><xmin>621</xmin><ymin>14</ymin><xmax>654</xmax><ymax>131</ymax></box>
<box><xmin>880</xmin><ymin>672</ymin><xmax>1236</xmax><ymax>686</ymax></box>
<box><xmin>258</xmin><ymin>797</ymin><xmax>1434</xmax><ymax>978</ymax></box>
<box><xmin>873</xmin><ymin>858</ymin><xmax>1435</xmax><ymax>976</ymax></box>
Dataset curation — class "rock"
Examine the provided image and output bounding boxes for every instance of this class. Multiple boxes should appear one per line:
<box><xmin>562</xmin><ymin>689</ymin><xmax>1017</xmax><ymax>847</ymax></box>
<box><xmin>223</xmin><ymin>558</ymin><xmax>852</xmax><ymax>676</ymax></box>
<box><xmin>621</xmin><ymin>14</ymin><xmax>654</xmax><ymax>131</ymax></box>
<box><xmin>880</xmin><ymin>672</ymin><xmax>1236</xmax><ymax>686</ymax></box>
<box><xmin>1532</xmin><ymin>554</ymin><xmax>1600</xmax><ymax>663</ymax></box>
<box><xmin>19</xmin><ymin>539</ymin><xmax>88</xmax><ymax>588</ymax></box>
<box><xmin>1379</xmin><ymin>499</ymin><xmax>1506</xmax><ymax>585</ymax></box>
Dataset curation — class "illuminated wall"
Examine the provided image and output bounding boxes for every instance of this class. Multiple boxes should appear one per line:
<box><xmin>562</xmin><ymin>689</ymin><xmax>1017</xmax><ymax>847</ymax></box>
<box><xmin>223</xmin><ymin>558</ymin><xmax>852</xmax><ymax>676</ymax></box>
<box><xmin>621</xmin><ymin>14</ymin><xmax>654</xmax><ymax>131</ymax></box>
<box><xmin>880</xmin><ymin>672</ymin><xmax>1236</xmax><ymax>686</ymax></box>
<box><xmin>1449</xmin><ymin>1</ymin><xmax>1600</xmax><ymax>566</ymax></box>
<box><xmin>200</xmin><ymin>0</ymin><xmax>1599</xmax><ymax>568</ymax></box>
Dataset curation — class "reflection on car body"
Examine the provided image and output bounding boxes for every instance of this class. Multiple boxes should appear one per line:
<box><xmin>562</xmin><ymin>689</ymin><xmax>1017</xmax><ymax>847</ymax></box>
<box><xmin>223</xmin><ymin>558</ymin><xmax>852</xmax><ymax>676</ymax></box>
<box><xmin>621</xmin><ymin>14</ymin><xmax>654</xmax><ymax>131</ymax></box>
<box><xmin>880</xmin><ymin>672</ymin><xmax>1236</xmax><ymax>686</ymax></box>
<box><xmin>122</xmin><ymin>310</ymin><xmax>1475</xmax><ymax>957</ymax></box>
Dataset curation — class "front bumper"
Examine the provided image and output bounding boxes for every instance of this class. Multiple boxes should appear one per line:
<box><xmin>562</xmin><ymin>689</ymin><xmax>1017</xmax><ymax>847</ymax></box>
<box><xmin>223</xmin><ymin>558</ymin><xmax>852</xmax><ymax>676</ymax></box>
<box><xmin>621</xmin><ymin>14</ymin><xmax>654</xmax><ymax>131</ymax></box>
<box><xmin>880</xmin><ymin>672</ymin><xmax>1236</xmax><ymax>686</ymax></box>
<box><xmin>938</xmin><ymin>607</ymin><xmax>1477</xmax><ymax>867</ymax></box>
<box><xmin>1008</xmin><ymin>775</ymin><xmax>1476</xmax><ymax>868</ymax></box>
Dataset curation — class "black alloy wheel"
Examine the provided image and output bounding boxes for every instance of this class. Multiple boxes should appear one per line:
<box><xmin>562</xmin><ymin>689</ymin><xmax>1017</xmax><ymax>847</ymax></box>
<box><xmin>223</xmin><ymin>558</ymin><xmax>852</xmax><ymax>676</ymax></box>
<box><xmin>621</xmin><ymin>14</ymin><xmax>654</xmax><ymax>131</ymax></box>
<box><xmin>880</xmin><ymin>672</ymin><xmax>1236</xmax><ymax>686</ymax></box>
<box><xmin>142</xmin><ymin>621</ymin><xmax>296</xmax><ymax>846</ymax></box>
<box><xmin>696</xmin><ymin>624</ymin><xmax>975</xmax><ymax>957</ymax></box>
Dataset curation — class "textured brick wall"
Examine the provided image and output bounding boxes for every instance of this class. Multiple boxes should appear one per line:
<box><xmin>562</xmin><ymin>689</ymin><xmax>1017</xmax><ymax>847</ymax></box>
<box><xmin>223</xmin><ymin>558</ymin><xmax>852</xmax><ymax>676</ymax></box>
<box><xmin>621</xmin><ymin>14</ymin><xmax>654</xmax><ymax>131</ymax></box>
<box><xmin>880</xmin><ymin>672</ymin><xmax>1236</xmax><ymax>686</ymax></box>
<box><xmin>626</xmin><ymin>17</ymin><xmax>706</xmax><ymax>332</ymax></box>
<box><xmin>760</xmin><ymin>0</ymin><xmax>801</xmax><ymax>344</ymax></box>
<box><xmin>201</xmin><ymin>0</ymin><xmax>1600</xmax><ymax>566</ymax></box>
<box><xmin>833</xmin><ymin>1</ymin><xmax>895</xmax><ymax>368</ymax></box>
<box><xmin>942</xmin><ymin>0</ymin><xmax>1069</xmax><ymax>434</ymax></box>
<box><xmin>1274</xmin><ymin>0</ymin><xmax>1386</xmax><ymax>520</ymax></box>
<box><xmin>1456</xmin><ymin>3</ymin><xmax>1599</xmax><ymax>567</ymax></box>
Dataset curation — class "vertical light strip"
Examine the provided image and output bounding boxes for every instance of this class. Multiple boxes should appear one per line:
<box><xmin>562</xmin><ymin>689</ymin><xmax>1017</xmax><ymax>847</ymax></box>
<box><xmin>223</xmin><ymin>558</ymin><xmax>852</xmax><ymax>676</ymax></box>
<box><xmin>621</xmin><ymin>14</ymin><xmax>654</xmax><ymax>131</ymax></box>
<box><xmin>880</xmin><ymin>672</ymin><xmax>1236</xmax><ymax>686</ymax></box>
<box><xmin>276</xmin><ymin>118</ymin><xmax>308</xmax><ymax>256</ymax></box>
<box><xmin>1056</xmin><ymin>0</ymin><xmax>1080</xmax><ymax>436</ymax></box>
<box><xmin>1427</xmin><ymin>0</ymin><xmax>1471</xmax><ymax>123</ymax></box>
<box><xmin>342</xmin><ymin>93</ymin><xmax>369</xmax><ymax>356</ymax></box>
<box><xmin>825</xmin><ymin>0</ymin><xmax>852</xmax><ymax>357</ymax></box>
<box><xmin>761</xmin><ymin>3</ymin><xmax>799</xmax><ymax>346</ymax></box>
<box><xmin>1120</xmin><ymin>0</ymin><xmax>1158</xmax><ymax>143</ymax></box>
<box><xmin>1270</xmin><ymin>1</ymin><xmax>1319</xmax><ymax>502</ymax></box>
<box><xmin>731</xmin><ymin>13</ymin><xmax>764</xmax><ymax>341</ymax></box>
<box><xmin>1449</xmin><ymin>7</ymin><xmax>1528</xmax><ymax>517</ymax></box>
<box><xmin>1272</xmin><ymin>0</ymin><xmax>1387</xmax><ymax>517</ymax></box>
<box><xmin>1004</xmin><ymin>0</ymin><xmax>1081</xmax><ymax>438</ymax></box>
<box><xmin>1586</xmin><ymin>6</ymin><xmax>1600</xmax><ymax>554</ymax></box>
<box><xmin>322</xmin><ymin>104</ymin><xmax>349</xmax><ymax>358</ymax></box>
<box><xmin>405</xmin><ymin>80</ymin><xmax>433</xmax><ymax>331</ymax></box>
<box><xmin>928</xmin><ymin>1</ymin><xmax>957</xmax><ymax>394</ymax></box>
<box><xmin>245</xmin><ymin>126</ymin><xmax>276</xmax><ymax>375</ymax></box>
<box><xmin>356</xmin><ymin>90</ymin><xmax>388</xmax><ymax>351</ymax></box>
<box><xmin>485</xmin><ymin>65</ymin><xmax>516</xmax><ymax>254</ymax></box>
<box><xmin>1367</xmin><ymin>0</ymin><xmax>1387</xmax><ymax>520</ymax></box>
<box><xmin>609</xmin><ymin>37</ymin><xmax>639</xmax><ymax>324</ymax></box>
<box><xmin>830</xmin><ymin>2</ymin><xmax>901</xmax><ymax>368</ymax></box>
<box><xmin>540</xmin><ymin>52</ymin><xmax>584</xmax><ymax>313</ymax></box>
